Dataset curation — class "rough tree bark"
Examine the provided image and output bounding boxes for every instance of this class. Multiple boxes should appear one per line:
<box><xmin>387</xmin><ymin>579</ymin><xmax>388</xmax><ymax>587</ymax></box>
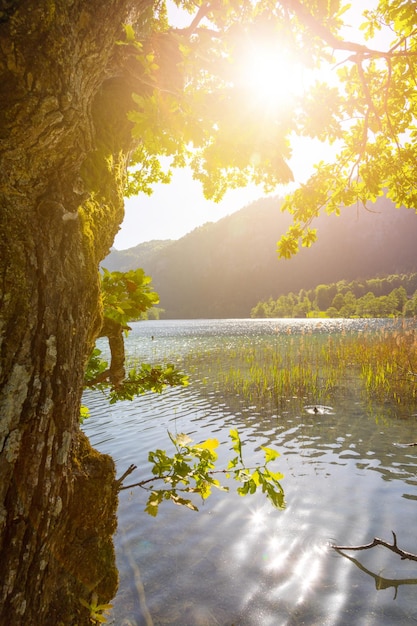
<box><xmin>0</xmin><ymin>1</ymin><xmax>149</xmax><ymax>623</ymax></box>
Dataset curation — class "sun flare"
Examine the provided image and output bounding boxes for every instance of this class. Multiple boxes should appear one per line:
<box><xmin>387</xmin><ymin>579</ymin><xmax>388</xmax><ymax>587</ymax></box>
<box><xmin>237</xmin><ymin>42</ymin><xmax>306</xmax><ymax>114</ymax></box>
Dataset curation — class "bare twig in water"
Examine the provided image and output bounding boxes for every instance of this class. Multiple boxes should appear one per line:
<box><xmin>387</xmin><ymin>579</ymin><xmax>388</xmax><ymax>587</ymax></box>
<box><xmin>116</xmin><ymin>463</ymin><xmax>137</xmax><ymax>488</ymax></box>
<box><xmin>332</xmin><ymin>531</ymin><xmax>417</xmax><ymax>562</ymax></box>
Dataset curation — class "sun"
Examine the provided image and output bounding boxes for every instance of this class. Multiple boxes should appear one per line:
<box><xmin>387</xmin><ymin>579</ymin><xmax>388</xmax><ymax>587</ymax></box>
<box><xmin>236</xmin><ymin>41</ymin><xmax>306</xmax><ymax>114</ymax></box>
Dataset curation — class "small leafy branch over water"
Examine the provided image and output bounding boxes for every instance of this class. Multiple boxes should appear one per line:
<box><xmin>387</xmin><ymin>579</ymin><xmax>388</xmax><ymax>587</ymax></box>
<box><xmin>119</xmin><ymin>429</ymin><xmax>285</xmax><ymax>515</ymax></box>
<box><xmin>85</xmin><ymin>349</ymin><xmax>188</xmax><ymax>405</ymax></box>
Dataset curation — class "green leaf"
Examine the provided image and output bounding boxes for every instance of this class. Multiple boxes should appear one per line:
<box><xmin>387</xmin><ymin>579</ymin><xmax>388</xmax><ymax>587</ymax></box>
<box><xmin>123</xmin><ymin>23</ymin><xmax>136</xmax><ymax>43</ymax></box>
<box><xmin>229</xmin><ymin>429</ymin><xmax>243</xmax><ymax>460</ymax></box>
<box><xmin>174</xmin><ymin>433</ymin><xmax>193</xmax><ymax>447</ymax></box>
<box><xmin>170</xmin><ymin>493</ymin><xmax>199</xmax><ymax>511</ymax></box>
<box><xmin>261</xmin><ymin>446</ymin><xmax>280</xmax><ymax>463</ymax></box>
<box><xmin>197</xmin><ymin>480</ymin><xmax>212</xmax><ymax>499</ymax></box>
<box><xmin>265</xmin><ymin>469</ymin><xmax>285</xmax><ymax>482</ymax></box>
<box><xmin>194</xmin><ymin>438</ymin><xmax>219</xmax><ymax>453</ymax></box>
<box><xmin>145</xmin><ymin>491</ymin><xmax>163</xmax><ymax>517</ymax></box>
<box><xmin>227</xmin><ymin>456</ymin><xmax>239</xmax><ymax>469</ymax></box>
<box><xmin>251</xmin><ymin>469</ymin><xmax>261</xmax><ymax>487</ymax></box>
<box><xmin>264</xmin><ymin>483</ymin><xmax>286</xmax><ymax>509</ymax></box>
<box><xmin>79</xmin><ymin>405</ymin><xmax>90</xmax><ymax>423</ymax></box>
<box><xmin>237</xmin><ymin>482</ymin><xmax>250</xmax><ymax>496</ymax></box>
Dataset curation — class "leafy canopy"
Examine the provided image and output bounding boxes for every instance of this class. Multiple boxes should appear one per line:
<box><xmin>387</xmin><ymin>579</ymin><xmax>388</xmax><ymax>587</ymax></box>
<box><xmin>122</xmin><ymin>0</ymin><xmax>417</xmax><ymax>256</ymax></box>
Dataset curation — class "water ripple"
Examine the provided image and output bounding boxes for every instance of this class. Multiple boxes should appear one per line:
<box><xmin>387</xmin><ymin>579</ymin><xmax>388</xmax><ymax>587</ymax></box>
<box><xmin>82</xmin><ymin>319</ymin><xmax>417</xmax><ymax>626</ymax></box>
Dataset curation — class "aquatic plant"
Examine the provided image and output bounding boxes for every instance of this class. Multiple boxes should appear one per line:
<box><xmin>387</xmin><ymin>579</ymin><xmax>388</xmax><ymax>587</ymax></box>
<box><xmin>178</xmin><ymin>320</ymin><xmax>417</xmax><ymax>408</ymax></box>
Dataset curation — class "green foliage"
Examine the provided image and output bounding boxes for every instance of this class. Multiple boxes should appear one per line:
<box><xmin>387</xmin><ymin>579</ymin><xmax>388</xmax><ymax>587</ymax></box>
<box><xmin>85</xmin><ymin>347</ymin><xmax>108</xmax><ymax>385</ymax></box>
<box><xmin>88</xmin><ymin>3</ymin><xmax>417</xmax><ymax>266</ymax></box>
<box><xmin>101</xmin><ymin>267</ymin><xmax>159</xmax><ymax>327</ymax></box>
<box><xmin>275</xmin><ymin>1</ymin><xmax>417</xmax><ymax>257</ymax></box>
<box><xmin>228</xmin><ymin>429</ymin><xmax>285</xmax><ymax>509</ymax></box>
<box><xmin>135</xmin><ymin>429</ymin><xmax>285</xmax><ymax>516</ymax></box>
<box><xmin>120</xmin><ymin>6</ymin><xmax>410</xmax><ymax>255</ymax></box>
<box><xmin>145</xmin><ymin>432</ymin><xmax>224</xmax><ymax>515</ymax></box>
<box><xmin>84</xmin><ymin>268</ymin><xmax>188</xmax><ymax>405</ymax></box>
<box><xmin>80</xmin><ymin>593</ymin><xmax>112</xmax><ymax>624</ymax></box>
<box><xmin>251</xmin><ymin>272</ymin><xmax>417</xmax><ymax>319</ymax></box>
<box><xmin>125</xmin><ymin>152</ymin><xmax>172</xmax><ymax>197</ymax></box>
<box><xmin>79</xmin><ymin>405</ymin><xmax>91</xmax><ymax>424</ymax></box>
<box><xmin>121</xmin><ymin>1</ymin><xmax>337</xmax><ymax>202</ymax></box>
<box><xmin>86</xmin><ymin>269</ymin><xmax>286</xmax><ymax>517</ymax></box>
<box><xmin>85</xmin><ymin>348</ymin><xmax>188</xmax><ymax>403</ymax></box>
<box><xmin>107</xmin><ymin>363</ymin><xmax>188</xmax><ymax>403</ymax></box>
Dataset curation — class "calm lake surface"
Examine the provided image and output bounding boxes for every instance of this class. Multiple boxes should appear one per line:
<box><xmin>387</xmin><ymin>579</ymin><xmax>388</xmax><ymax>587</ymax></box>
<box><xmin>82</xmin><ymin>319</ymin><xmax>417</xmax><ymax>626</ymax></box>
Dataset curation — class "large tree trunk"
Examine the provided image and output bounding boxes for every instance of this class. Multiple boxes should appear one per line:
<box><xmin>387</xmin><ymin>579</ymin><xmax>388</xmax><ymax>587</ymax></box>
<box><xmin>0</xmin><ymin>1</ymin><xmax>147</xmax><ymax>623</ymax></box>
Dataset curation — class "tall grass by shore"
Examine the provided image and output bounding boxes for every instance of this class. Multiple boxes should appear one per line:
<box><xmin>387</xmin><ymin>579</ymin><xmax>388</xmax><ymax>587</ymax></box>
<box><xmin>179</xmin><ymin>320</ymin><xmax>417</xmax><ymax>408</ymax></box>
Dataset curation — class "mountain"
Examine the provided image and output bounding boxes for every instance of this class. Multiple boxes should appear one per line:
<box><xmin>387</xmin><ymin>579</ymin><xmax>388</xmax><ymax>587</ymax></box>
<box><xmin>104</xmin><ymin>196</ymin><xmax>417</xmax><ymax>318</ymax></box>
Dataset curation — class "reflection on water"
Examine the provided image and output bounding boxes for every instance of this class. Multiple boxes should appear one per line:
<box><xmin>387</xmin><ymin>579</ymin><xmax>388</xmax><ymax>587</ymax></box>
<box><xmin>83</xmin><ymin>319</ymin><xmax>417</xmax><ymax>626</ymax></box>
<box><xmin>335</xmin><ymin>549</ymin><xmax>417</xmax><ymax>599</ymax></box>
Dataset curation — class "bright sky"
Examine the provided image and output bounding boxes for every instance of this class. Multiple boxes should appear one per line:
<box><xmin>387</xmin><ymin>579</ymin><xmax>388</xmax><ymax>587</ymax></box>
<box><xmin>115</xmin><ymin>172</ymin><xmax>268</xmax><ymax>249</ymax></box>
<box><xmin>113</xmin><ymin>0</ymin><xmax>387</xmax><ymax>251</ymax></box>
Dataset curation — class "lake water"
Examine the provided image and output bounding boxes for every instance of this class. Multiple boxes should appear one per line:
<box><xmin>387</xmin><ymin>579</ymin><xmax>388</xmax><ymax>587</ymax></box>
<box><xmin>82</xmin><ymin>319</ymin><xmax>417</xmax><ymax>626</ymax></box>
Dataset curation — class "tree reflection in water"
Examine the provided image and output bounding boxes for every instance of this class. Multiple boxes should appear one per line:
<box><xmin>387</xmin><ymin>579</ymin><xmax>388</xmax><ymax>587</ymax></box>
<box><xmin>335</xmin><ymin>549</ymin><xmax>417</xmax><ymax>599</ymax></box>
<box><xmin>334</xmin><ymin>532</ymin><xmax>417</xmax><ymax>600</ymax></box>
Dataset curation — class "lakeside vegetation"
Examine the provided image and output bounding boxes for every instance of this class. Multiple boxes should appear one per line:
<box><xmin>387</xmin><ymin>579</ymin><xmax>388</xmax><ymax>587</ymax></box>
<box><xmin>251</xmin><ymin>273</ymin><xmax>417</xmax><ymax>319</ymax></box>
<box><xmin>179</xmin><ymin>320</ymin><xmax>417</xmax><ymax>412</ymax></box>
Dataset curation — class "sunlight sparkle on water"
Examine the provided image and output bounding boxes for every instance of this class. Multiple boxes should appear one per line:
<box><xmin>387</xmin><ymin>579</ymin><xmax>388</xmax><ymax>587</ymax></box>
<box><xmin>295</xmin><ymin>551</ymin><xmax>323</xmax><ymax>604</ymax></box>
<box><xmin>265</xmin><ymin>536</ymin><xmax>298</xmax><ymax>573</ymax></box>
<box><xmin>231</xmin><ymin>505</ymin><xmax>270</xmax><ymax>562</ymax></box>
<box><xmin>249</xmin><ymin>506</ymin><xmax>268</xmax><ymax>531</ymax></box>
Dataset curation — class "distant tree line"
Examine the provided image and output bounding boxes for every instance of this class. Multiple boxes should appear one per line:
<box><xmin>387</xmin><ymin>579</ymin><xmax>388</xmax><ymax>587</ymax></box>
<box><xmin>251</xmin><ymin>273</ymin><xmax>417</xmax><ymax>319</ymax></box>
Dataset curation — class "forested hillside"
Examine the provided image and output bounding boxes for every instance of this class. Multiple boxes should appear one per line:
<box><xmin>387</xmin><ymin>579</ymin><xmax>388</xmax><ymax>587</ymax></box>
<box><xmin>251</xmin><ymin>273</ymin><xmax>417</xmax><ymax>318</ymax></box>
<box><xmin>105</xmin><ymin>196</ymin><xmax>417</xmax><ymax>318</ymax></box>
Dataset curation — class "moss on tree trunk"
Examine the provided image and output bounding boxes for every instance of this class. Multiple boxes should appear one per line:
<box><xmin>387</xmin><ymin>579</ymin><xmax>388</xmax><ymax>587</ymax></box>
<box><xmin>0</xmin><ymin>1</ymin><xmax>148</xmax><ymax>623</ymax></box>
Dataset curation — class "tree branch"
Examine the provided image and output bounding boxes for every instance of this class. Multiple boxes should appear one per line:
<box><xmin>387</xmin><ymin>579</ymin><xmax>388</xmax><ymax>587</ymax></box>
<box><xmin>115</xmin><ymin>464</ymin><xmax>137</xmax><ymax>487</ymax></box>
<box><xmin>118</xmin><ymin>467</ymin><xmax>231</xmax><ymax>492</ymax></box>
<box><xmin>97</xmin><ymin>317</ymin><xmax>131</xmax><ymax>387</ymax></box>
<box><xmin>332</xmin><ymin>531</ymin><xmax>417</xmax><ymax>562</ymax></box>
<box><xmin>284</xmin><ymin>0</ymin><xmax>374</xmax><ymax>54</ymax></box>
<box><xmin>174</xmin><ymin>1</ymin><xmax>216</xmax><ymax>36</ymax></box>
<box><xmin>283</xmin><ymin>0</ymin><xmax>417</xmax><ymax>60</ymax></box>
